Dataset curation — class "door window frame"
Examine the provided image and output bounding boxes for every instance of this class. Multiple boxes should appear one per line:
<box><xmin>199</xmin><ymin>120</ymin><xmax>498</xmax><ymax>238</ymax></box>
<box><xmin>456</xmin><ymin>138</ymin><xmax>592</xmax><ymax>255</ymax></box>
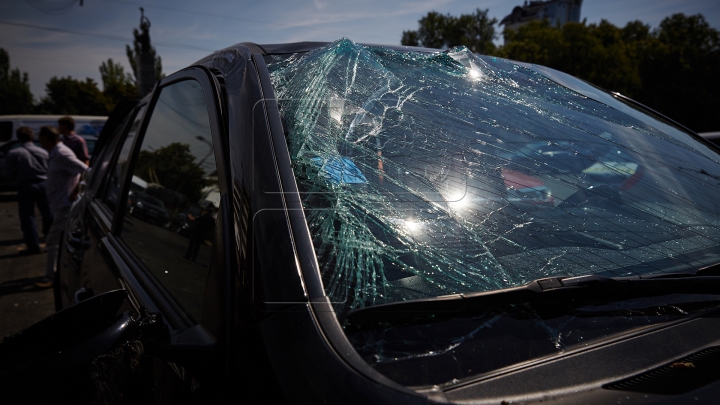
<box><xmin>106</xmin><ymin>67</ymin><xmax>229</xmax><ymax>331</ymax></box>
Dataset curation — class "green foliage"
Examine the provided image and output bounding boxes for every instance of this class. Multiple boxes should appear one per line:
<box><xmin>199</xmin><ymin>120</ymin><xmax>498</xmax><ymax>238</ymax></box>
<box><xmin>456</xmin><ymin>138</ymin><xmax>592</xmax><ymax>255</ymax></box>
<box><xmin>0</xmin><ymin>48</ymin><xmax>35</xmax><ymax>114</ymax></box>
<box><xmin>134</xmin><ymin>142</ymin><xmax>205</xmax><ymax>204</ymax></box>
<box><xmin>454</xmin><ymin>8</ymin><xmax>499</xmax><ymax>54</ymax></box>
<box><xmin>502</xmin><ymin>19</ymin><xmax>641</xmax><ymax>96</ymax></box>
<box><xmin>636</xmin><ymin>14</ymin><xmax>720</xmax><ymax>132</ymax></box>
<box><xmin>402</xmin><ymin>11</ymin><xmax>719</xmax><ymax>131</ymax></box>
<box><xmin>415</xmin><ymin>11</ymin><xmax>448</xmax><ymax>49</ymax></box>
<box><xmin>402</xmin><ymin>8</ymin><xmax>498</xmax><ymax>54</ymax></box>
<box><xmin>401</xmin><ymin>30</ymin><xmax>419</xmax><ymax>47</ymax></box>
<box><xmin>501</xmin><ymin>14</ymin><xmax>719</xmax><ymax>132</ymax></box>
<box><xmin>35</xmin><ymin>76</ymin><xmax>110</xmax><ymax>115</ymax></box>
<box><xmin>99</xmin><ymin>58</ymin><xmax>137</xmax><ymax>111</ymax></box>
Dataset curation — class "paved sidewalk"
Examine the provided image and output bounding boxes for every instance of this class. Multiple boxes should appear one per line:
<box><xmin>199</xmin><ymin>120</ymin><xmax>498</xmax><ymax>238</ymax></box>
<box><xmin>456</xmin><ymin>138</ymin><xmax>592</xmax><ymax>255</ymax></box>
<box><xmin>0</xmin><ymin>191</ymin><xmax>55</xmax><ymax>339</ymax></box>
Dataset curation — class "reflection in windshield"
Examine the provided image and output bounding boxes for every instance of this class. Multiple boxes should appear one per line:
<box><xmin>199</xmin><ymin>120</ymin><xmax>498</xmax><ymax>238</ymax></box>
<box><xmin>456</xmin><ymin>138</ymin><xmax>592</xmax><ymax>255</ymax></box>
<box><xmin>137</xmin><ymin>193</ymin><xmax>165</xmax><ymax>208</ymax></box>
<box><xmin>269</xmin><ymin>38</ymin><xmax>720</xmax><ymax>313</ymax></box>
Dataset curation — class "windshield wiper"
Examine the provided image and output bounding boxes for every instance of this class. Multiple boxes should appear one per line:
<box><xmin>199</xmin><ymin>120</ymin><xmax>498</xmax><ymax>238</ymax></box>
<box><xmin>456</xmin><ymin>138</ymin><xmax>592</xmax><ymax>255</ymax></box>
<box><xmin>345</xmin><ymin>266</ymin><xmax>720</xmax><ymax>326</ymax></box>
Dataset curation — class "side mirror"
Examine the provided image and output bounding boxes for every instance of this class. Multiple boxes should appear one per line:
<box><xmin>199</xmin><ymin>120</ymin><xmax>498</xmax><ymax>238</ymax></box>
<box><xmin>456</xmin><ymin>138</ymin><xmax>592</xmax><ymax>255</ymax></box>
<box><xmin>0</xmin><ymin>290</ymin><xmax>167</xmax><ymax>402</ymax></box>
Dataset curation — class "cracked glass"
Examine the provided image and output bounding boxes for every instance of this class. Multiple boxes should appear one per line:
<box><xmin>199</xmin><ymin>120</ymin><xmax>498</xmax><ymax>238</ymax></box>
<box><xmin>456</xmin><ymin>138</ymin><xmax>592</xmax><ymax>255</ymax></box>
<box><xmin>268</xmin><ymin>38</ymin><xmax>720</xmax><ymax>386</ymax></box>
<box><xmin>270</xmin><ymin>39</ymin><xmax>720</xmax><ymax>312</ymax></box>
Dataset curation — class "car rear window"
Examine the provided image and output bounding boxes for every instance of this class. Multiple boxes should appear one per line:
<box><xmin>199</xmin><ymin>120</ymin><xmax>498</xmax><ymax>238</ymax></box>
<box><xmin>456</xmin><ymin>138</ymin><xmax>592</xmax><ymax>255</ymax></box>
<box><xmin>269</xmin><ymin>39</ymin><xmax>720</xmax><ymax>312</ymax></box>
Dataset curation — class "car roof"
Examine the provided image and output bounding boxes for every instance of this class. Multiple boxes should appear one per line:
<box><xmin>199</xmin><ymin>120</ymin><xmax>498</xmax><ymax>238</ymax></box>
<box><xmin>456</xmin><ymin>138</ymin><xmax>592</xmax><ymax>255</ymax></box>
<box><xmin>699</xmin><ymin>131</ymin><xmax>720</xmax><ymax>140</ymax></box>
<box><xmin>253</xmin><ymin>41</ymin><xmax>440</xmax><ymax>55</ymax></box>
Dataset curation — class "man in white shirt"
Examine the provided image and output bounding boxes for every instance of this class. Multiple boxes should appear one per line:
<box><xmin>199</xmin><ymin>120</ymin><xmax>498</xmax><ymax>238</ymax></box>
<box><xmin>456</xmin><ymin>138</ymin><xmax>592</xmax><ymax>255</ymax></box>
<box><xmin>35</xmin><ymin>126</ymin><xmax>88</xmax><ymax>288</ymax></box>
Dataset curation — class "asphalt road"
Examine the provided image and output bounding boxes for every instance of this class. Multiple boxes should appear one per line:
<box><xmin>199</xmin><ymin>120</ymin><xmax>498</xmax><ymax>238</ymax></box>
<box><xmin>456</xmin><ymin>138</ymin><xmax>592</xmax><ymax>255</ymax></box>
<box><xmin>0</xmin><ymin>191</ymin><xmax>55</xmax><ymax>340</ymax></box>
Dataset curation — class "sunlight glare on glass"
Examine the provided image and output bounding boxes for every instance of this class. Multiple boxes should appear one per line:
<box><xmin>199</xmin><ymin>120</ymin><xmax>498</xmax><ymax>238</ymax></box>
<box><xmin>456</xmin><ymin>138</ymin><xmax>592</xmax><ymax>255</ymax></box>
<box><xmin>403</xmin><ymin>219</ymin><xmax>421</xmax><ymax>233</ymax></box>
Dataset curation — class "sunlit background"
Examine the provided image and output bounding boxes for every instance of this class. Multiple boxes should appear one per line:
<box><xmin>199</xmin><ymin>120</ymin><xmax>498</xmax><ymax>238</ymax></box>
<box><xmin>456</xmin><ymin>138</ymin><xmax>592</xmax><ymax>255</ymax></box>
<box><xmin>0</xmin><ymin>0</ymin><xmax>718</xmax><ymax>99</ymax></box>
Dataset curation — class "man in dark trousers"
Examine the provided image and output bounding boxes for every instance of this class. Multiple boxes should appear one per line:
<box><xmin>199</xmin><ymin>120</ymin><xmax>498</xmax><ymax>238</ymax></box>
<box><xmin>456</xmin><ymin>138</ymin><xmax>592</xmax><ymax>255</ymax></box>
<box><xmin>58</xmin><ymin>116</ymin><xmax>90</xmax><ymax>165</ymax></box>
<box><xmin>4</xmin><ymin>126</ymin><xmax>53</xmax><ymax>255</ymax></box>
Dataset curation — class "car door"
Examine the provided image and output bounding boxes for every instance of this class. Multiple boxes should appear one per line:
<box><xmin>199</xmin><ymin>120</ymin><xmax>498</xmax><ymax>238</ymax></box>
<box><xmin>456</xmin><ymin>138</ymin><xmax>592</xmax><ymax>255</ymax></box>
<box><xmin>32</xmin><ymin>68</ymin><xmax>229</xmax><ymax>401</ymax></box>
<box><xmin>58</xmin><ymin>102</ymin><xmax>147</xmax><ymax>309</ymax></box>
<box><xmin>97</xmin><ymin>68</ymin><xmax>230</xmax><ymax>392</ymax></box>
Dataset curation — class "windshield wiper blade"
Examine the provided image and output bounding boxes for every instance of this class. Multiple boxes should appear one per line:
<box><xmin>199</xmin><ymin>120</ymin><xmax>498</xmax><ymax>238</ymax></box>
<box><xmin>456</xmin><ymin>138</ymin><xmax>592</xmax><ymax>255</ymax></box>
<box><xmin>345</xmin><ymin>273</ymin><xmax>720</xmax><ymax>326</ymax></box>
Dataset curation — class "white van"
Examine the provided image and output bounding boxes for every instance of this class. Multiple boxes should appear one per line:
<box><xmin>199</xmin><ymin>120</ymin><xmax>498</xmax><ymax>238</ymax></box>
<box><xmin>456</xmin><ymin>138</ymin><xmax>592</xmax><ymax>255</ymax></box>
<box><xmin>0</xmin><ymin>115</ymin><xmax>107</xmax><ymax>146</ymax></box>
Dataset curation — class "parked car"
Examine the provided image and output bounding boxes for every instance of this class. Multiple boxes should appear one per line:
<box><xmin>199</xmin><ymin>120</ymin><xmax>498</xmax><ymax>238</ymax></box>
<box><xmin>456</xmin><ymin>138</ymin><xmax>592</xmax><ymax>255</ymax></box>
<box><xmin>6</xmin><ymin>39</ymin><xmax>720</xmax><ymax>404</ymax></box>
<box><xmin>127</xmin><ymin>192</ymin><xmax>170</xmax><ymax>226</ymax></box>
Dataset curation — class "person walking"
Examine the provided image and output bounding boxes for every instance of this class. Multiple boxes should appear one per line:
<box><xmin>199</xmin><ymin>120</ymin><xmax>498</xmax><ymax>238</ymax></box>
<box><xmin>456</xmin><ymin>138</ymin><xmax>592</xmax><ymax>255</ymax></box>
<box><xmin>3</xmin><ymin>126</ymin><xmax>53</xmax><ymax>255</ymax></box>
<box><xmin>35</xmin><ymin>126</ymin><xmax>88</xmax><ymax>288</ymax></box>
<box><xmin>184</xmin><ymin>207</ymin><xmax>216</xmax><ymax>262</ymax></box>
<box><xmin>58</xmin><ymin>116</ymin><xmax>90</xmax><ymax>165</ymax></box>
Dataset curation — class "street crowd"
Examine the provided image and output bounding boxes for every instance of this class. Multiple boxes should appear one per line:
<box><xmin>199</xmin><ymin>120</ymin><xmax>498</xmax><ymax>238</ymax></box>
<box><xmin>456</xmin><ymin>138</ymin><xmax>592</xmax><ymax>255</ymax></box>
<box><xmin>4</xmin><ymin>117</ymin><xmax>89</xmax><ymax>288</ymax></box>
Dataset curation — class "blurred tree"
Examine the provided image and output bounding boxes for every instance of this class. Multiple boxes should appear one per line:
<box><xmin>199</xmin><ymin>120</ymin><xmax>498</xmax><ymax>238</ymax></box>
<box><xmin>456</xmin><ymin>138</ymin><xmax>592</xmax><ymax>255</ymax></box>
<box><xmin>501</xmin><ymin>19</ymin><xmax>562</xmax><ymax>65</ymax></box>
<box><xmin>453</xmin><ymin>9</ymin><xmax>499</xmax><ymax>54</ymax></box>
<box><xmin>635</xmin><ymin>14</ymin><xmax>720</xmax><ymax>132</ymax></box>
<box><xmin>0</xmin><ymin>48</ymin><xmax>35</xmax><ymax>114</ymax></box>
<box><xmin>503</xmin><ymin>20</ymin><xmax>641</xmax><ymax>97</ymax></box>
<box><xmin>99</xmin><ymin>58</ymin><xmax>137</xmax><ymax>112</ymax></box>
<box><xmin>401</xmin><ymin>30</ymin><xmax>420</xmax><ymax>47</ymax></box>
<box><xmin>403</xmin><ymin>7</ymin><xmax>720</xmax><ymax>131</ymax></box>
<box><xmin>414</xmin><ymin>11</ymin><xmax>449</xmax><ymax>49</ymax></box>
<box><xmin>402</xmin><ymin>9</ymin><xmax>497</xmax><ymax>53</ymax></box>
<box><xmin>134</xmin><ymin>142</ymin><xmax>204</xmax><ymax>204</ymax></box>
<box><xmin>36</xmin><ymin>76</ymin><xmax>109</xmax><ymax>115</ymax></box>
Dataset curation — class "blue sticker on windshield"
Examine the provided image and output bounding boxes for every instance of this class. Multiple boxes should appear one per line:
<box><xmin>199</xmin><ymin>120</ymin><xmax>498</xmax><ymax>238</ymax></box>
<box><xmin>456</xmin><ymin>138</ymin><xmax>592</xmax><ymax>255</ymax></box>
<box><xmin>312</xmin><ymin>157</ymin><xmax>367</xmax><ymax>184</ymax></box>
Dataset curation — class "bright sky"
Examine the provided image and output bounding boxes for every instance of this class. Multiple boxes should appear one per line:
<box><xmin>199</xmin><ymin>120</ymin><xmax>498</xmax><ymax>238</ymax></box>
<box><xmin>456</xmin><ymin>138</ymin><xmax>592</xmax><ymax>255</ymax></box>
<box><xmin>1</xmin><ymin>0</ymin><xmax>718</xmax><ymax>100</ymax></box>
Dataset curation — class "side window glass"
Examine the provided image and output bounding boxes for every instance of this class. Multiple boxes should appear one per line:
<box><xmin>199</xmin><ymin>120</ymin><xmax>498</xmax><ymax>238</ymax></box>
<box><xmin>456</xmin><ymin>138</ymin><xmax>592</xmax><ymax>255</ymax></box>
<box><xmin>104</xmin><ymin>105</ymin><xmax>146</xmax><ymax>212</ymax></box>
<box><xmin>121</xmin><ymin>80</ymin><xmax>218</xmax><ymax>323</ymax></box>
<box><xmin>90</xmin><ymin>112</ymin><xmax>132</xmax><ymax>193</ymax></box>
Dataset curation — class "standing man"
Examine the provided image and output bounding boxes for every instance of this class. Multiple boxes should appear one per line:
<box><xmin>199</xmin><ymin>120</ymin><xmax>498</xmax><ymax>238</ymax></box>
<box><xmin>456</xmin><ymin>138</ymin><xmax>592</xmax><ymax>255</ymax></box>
<box><xmin>35</xmin><ymin>126</ymin><xmax>88</xmax><ymax>288</ymax></box>
<box><xmin>4</xmin><ymin>126</ymin><xmax>53</xmax><ymax>255</ymax></box>
<box><xmin>58</xmin><ymin>116</ymin><xmax>90</xmax><ymax>165</ymax></box>
<box><xmin>184</xmin><ymin>206</ymin><xmax>216</xmax><ymax>262</ymax></box>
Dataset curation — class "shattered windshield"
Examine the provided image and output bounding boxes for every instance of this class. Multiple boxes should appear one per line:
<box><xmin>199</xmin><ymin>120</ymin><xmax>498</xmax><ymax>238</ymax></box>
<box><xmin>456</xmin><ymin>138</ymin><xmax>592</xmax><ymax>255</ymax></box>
<box><xmin>268</xmin><ymin>39</ymin><xmax>720</xmax><ymax>314</ymax></box>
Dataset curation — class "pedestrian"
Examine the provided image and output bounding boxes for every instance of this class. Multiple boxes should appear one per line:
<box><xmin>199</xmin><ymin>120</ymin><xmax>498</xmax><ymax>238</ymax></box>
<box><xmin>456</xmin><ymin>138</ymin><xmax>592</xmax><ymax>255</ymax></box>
<box><xmin>184</xmin><ymin>206</ymin><xmax>216</xmax><ymax>262</ymax></box>
<box><xmin>3</xmin><ymin>126</ymin><xmax>53</xmax><ymax>255</ymax></box>
<box><xmin>34</xmin><ymin>126</ymin><xmax>88</xmax><ymax>288</ymax></box>
<box><xmin>58</xmin><ymin>116</ymin><xmax>90</xmax><ymax>165</ymax></box>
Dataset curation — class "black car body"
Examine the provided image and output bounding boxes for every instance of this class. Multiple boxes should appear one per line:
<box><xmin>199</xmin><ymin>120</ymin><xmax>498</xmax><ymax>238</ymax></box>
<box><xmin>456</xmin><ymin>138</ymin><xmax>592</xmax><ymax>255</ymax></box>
<box><xmin>7</xmin><ymin>39</ymin><xmax>720</xmax><ymax>404</ymax></box>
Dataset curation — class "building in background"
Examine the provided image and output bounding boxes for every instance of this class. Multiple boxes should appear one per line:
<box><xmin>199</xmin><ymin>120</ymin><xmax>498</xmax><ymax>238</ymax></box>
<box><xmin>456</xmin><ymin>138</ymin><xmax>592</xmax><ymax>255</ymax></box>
<box><xmin>500</xmin><ymin>0</ymin><xmax>583</xmax><ymax>40</ymax></box>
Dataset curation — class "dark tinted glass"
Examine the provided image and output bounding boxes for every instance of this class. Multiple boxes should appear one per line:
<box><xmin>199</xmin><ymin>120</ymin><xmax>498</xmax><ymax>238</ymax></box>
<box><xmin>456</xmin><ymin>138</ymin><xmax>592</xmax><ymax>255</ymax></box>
<box><xmin>90</xmin><ymin>112</ymin><xmax>134</xmax><ymax>193</ymax></box>
<box><xmin>121</xmin><ymin>79</ymin><xmax>218</xmax><ymax>323</ymax></box>
<box><xmin>104</xmin><ymin>106</ymin><xmax>145</xmax><ymax>212</ymax></box>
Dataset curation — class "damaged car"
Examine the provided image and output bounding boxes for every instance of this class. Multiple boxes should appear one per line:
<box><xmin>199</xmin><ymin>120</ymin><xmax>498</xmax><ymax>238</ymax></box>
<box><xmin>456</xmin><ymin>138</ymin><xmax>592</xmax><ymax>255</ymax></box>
<box><xmin>5</xmin><ymin>39</ymin><xmax>720</xmax><ymax>404</ymax></box>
